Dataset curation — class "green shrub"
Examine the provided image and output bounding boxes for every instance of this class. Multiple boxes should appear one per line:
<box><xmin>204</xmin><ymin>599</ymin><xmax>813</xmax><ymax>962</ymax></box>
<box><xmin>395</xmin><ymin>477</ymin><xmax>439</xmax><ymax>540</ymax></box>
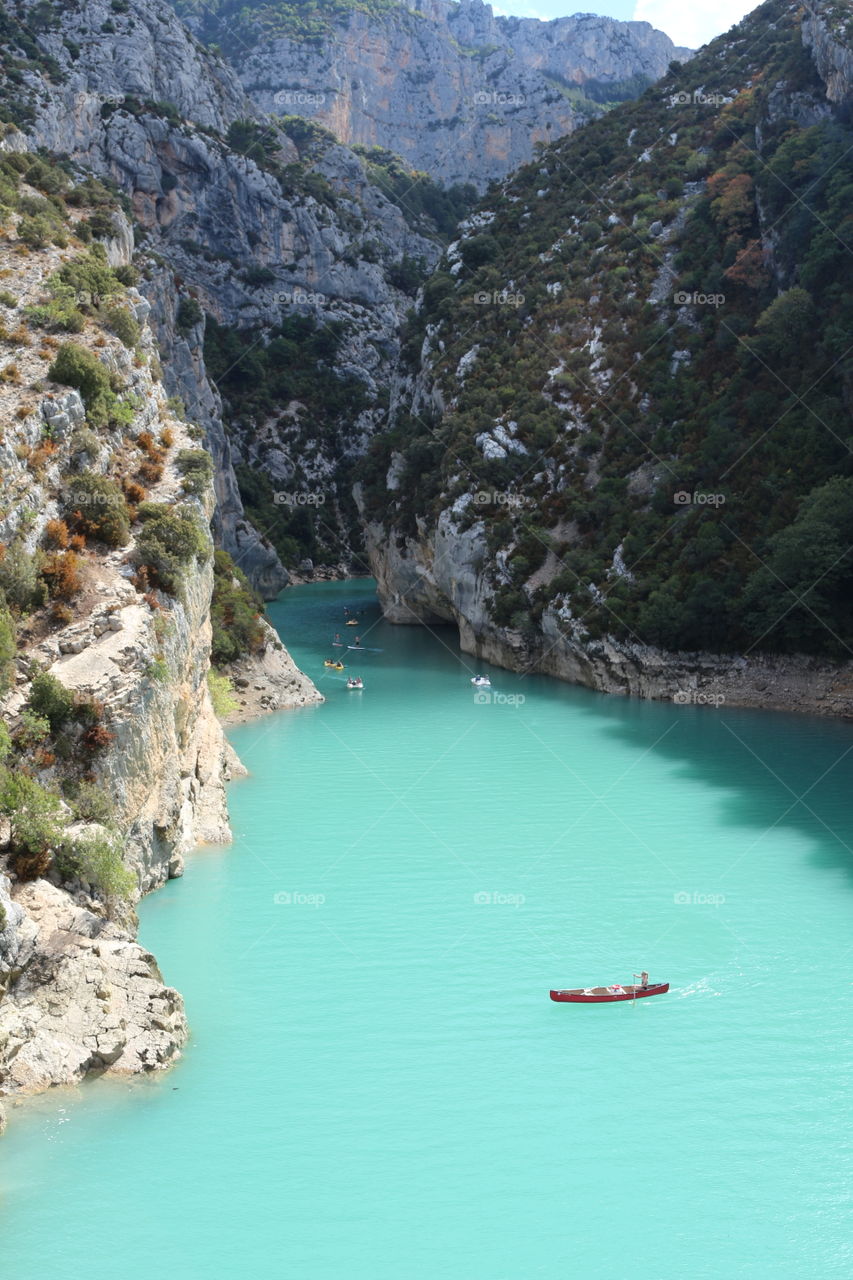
<box><xmin>207</xmin><ymin>669</ymin><xmax>238</xmax><ymax>717</ymax></box>
<box><xmin>48</xmin><ymin>342</ymin><xmax>117</xmax><ymax>427</ymax></box>
<box><xmin>103</xmin><ymin>303</ymin><xmax>140</xmax><ymax>348</ymax></box>
<box><xmin>68</xmin><ymin>427</ymin><xmax>101</xmax><ymax>469</ymax></box>
<box><xmin>176</xmin><ymin>297</ymin><xmax>203</xmax><ymax>335</ymax></box>
<box><xmin>175</xmin><ymin>447</ymin><xmax>214</xmax><ymax>496</ymax></box>
<box><xmin>226</xmin><ymin>118</ymin><xmax>280</xmax><ymax>166</ymax></box>
<box><xmin>86</xmin><ymin>210</ymin><xmax>117</xmax><ymax>240</ymax></box>
<box><xmin>15</xmin><ymin>709</ymin><xmax>51</xmax><ymax>748</ymax></box>
<box><xmin>240</xmin><ymin>265</ymin><xmax>276</xmax><ymax>287</ymax></box>
<box><xmin>67</xmin><ymin>779</ymin><xmax>115</xmax><ymax>825</ymax></box>
<box><xmin>136</xmin><ymin>502</ymin><xmax>209</xmax><ymax>594</ymax></box>
<box><xmin>55</xmin><ymin>247</ymin><xmax>124</xmax><ymax>307</ymax></box>
<box><xmin>0</xmin><ymin>767</ymin><xmax>64</xmax><ymax>877</ymax></box>
<box><xmin>0</xmin><ymin>289</ymin><xmax>16</xmax><ymax>307</ymax></box>
<box><xmin>113</xmin><ymin>263</ymin><xmax>139</xmax><ymax>287</ymax></box>
<box><xmin>210</xmin><ymin>549</ymin><xmax>265</xmax><ymax>664</ymax></box>
<box><xmin>63</xmin><ymin>471</ymin><xmax>131</xmax><ymax>546</ymax></box>
<box><xmin>28</xmin><ymin>668</ymin><xmax>74</xmax><ymax>729</ymax></box>
<box><xmin>0</xmin><ymin>720</ymin><xmax>11</xmax><ymax>761</ymax></box>
<box><xmin>0</xmin><ymin>604</ymin><xmax>15</xmax><ymax>692</ymax></box>
<box><xmin>57</xmin><ymin>828</ymin><xmax>135</xmax><ymax>902</ymax></box>
<box><xmin>144</xmin><ymin>655</ymin><xmax>170</xmax><ymax>683</ymax></box>
<box><xmin>25</xmin><ymin>287</ymin><xmax>85</xmax><ymax>333</ymax></box>
<box><xmin>0</xmin><ymin>542</ymin><xmax>45</xmax><ymax>612</ymax></box>
<box><xmin>18</xmin><ymin>214</ymin><xmax>56</xmax><ymax>248</ymax></box>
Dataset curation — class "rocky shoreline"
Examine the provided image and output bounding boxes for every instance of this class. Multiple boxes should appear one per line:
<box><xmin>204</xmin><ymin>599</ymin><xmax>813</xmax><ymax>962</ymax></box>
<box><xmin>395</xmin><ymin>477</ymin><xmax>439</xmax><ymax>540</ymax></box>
<box><xmin>366</xmin><ymin>522</ymin><xmax>853</xmax><ymax>721</ymax></box>
<box><xmin>223</xmin><ymin>623</ymin><xmax>324</xmax><ymax>725</ymax></box>
<box><xmin>0</xmin><ymin>631</ymin><xmax>320</xmax><ymax>1134</ymax></box>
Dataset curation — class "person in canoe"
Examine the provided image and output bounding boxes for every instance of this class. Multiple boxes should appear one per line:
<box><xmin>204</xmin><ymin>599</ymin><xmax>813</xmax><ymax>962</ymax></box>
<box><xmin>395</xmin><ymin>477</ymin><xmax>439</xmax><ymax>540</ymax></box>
<box><xmin>353</xmin><ymin>637</ymin><xmax>361</xmax><ymax>647</ymax></box>
<box><xmin>634</xmin><ymin>971</ymin><xmax>649</xmax><ymax>989</ymax></box>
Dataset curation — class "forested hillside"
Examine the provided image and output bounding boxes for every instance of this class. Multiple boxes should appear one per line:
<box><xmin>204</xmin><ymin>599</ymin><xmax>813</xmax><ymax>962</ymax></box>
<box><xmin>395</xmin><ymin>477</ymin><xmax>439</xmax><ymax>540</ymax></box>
<box><xmin>361</xmin><ymin>0</ymin><xmax>853</xmax><ymax>661</ymax></box>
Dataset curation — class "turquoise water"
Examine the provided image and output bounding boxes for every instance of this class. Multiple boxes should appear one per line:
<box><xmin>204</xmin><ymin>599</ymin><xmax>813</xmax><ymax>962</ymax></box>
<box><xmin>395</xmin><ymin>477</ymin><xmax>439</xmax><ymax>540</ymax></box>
<box><xmin>3</xmin><ymin>579</ymin><xmax>853</xmax><ymax>1278</ymax></box>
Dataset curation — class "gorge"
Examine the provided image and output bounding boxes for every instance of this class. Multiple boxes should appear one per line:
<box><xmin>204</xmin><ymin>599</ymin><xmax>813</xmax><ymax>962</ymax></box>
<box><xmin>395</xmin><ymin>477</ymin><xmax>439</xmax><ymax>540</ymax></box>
<box><xmin>0</xmin><ymin>5</ymin><xmax>851</xmax><ymax>1273</ymax></box>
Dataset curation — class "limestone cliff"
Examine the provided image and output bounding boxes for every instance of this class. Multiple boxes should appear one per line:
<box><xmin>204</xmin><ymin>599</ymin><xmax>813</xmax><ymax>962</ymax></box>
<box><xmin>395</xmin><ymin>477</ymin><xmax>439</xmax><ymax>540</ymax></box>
<box><xmin>179</xmin><ymin>0</ymin><xmax>692</xmax><ymax>189</ymax></box>
<box><xmin>802</xmin><ymin>0</ymin><xmax>853</xmax><ymax>106</ymax></box>
<box><xmin>9</xmin><ymin>0</ymin><xmax>447</xmax><ymax>589</ymax></box>
<box><xmin>0</xmin><ymin>185</ymin><xmax>320</xmax><ymax>1116</ymax></box>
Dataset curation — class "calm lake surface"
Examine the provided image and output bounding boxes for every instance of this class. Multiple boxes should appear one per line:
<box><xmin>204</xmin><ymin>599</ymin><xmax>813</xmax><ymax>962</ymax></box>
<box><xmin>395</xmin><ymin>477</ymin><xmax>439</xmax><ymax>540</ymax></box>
<box><xmin>3</xmin><ymin>579</ymin><xmax>853</xmax><ymax>1278</ymax></box>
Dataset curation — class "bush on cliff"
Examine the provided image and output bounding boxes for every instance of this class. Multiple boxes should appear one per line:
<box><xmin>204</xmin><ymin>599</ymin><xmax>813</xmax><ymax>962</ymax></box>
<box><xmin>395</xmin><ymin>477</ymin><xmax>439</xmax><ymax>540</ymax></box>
<box><xmin>175</xmin><ymin>447</ymin><xmax>214</xmax><ymax>497</ymax></box>
<box><xmin>0</xmin><ymin>768</ymin><xmax>64</xmax><ymax>880</ymax></box>
<box><xmin>103</xmin><ymin>303</ymin><xmax>140</xmax><ymax>349</ymax></box>
<box><xmin>28</xmin><ymin>669</ymin><xmax>75</xmax><ymax>730</ymax></box>
<box><xmin>0</xmin><ymin>541</ymin><xmax>47</xmax><ymax>613</ymax></box>
<box><xmin>48</xmin><ymin>343</ymin><xmax>120</xmax><ymax>429</ymax></box>
<box><xmin>56</xmin><ymin>828</ymin><xmax>135</xmax><ymax>903</ymax></box>
<box><xmin>62</xmin><ymin>472</ymin><xmax>130</xmax><ymax>547</ymax></box>
<box><xmin>0</xmin><ymin>603</ymin><xmax>15</xmax><ymax>693</ymax></box>
<box><xmin>55</xmin><ymin>246</ymin><xmax>125</xmax><ymax>309</ymax></box>
<box><xmin>135</xmin><ymin>502</ymin><xmax>209</xmax><ymax>595</ymax></box>
<box><xmin>210</xmin><ymin>549</ymin><xmax>265</xmax><ymax>665</ymax></box>
<box><xmin>40</xmin><ymin>549</ymin><xmax>83</xmax><ymax>601</ymax></box>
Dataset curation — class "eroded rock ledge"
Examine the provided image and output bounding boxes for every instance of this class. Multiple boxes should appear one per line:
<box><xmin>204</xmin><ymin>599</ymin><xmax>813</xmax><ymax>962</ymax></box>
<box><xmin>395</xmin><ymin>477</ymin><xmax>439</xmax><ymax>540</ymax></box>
<box><xmin>0</xmin><ymin>876</ymin><xmax>186</xmax><ymax>1096</ymax></box>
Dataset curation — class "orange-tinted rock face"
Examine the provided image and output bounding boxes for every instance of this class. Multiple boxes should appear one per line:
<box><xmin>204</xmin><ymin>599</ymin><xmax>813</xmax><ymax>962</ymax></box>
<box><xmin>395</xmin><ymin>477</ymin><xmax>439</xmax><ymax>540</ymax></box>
<box><xmin>227</xmin><ymin>3</ymin><xmax>691</xmax><ymax>189</ymax></box>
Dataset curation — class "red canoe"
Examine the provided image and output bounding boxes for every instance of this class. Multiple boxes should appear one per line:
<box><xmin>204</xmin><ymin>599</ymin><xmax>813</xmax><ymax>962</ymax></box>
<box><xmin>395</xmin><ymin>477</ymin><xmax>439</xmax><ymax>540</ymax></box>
<box><xmin>550</xmin><ymin>982</ymin><xmax>669</xmax><ymax>1003</ymax></box>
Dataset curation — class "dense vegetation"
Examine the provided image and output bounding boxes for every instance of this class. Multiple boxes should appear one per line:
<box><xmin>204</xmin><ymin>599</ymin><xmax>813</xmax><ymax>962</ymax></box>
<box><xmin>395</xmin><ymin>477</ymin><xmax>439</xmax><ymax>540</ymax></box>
<box><xmin>205</xmin><ymin>313</ymin><xmax>368</xmax><ymax>566</ymax></box>
<box><xmin>361</xmin><ymin>0</ymin><xmax>853</xmax><ymax>658</ymax></box>
<box><xmin>210</xmin><ymin>549</ymin><xmax>266</xmax><ymax>665</ymax></box>
<box><xmin>353</xmin><ymin>147</ymin><xmax>476</xmax><ymax>241</ymax></box>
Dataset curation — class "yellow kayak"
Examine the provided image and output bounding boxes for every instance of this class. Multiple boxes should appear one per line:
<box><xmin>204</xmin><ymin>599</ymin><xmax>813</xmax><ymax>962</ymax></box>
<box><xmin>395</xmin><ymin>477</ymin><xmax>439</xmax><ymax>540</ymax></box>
<box><xmin>324</xmin><ymin>660</ymin><xmax>345</xmax><ymax>670</ymax></box>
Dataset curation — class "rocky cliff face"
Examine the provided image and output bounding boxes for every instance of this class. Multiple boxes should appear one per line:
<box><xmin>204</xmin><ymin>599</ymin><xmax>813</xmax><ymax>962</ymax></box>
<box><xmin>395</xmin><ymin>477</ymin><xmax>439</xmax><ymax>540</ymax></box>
<box><xmin>363</xmin><ymin>506</ymin><xmax>853</xmax><ymax>716</ymax></box>
<box><xmin>181</xmin><ymin>0</ymin><xmax>691</xmax><ymax>189</ymax></box>
<box><xmin>802</xmin><ymin>0</ymin><xmax>853</xmax><ymax>106</ymax></box>
<box><xmin>359</xmin><ymin>0</ymin><xmax>853</xmax><ymax>715</ymax></box>
<box><xmin>0</xmin><ymin>185</ymin><xmax>320</xmax><ymax>1115</ymax></box>
<box><xmin>11</xmin><ymin>0</ymin><xmax>441</xmax><ymax>592</ymax></box>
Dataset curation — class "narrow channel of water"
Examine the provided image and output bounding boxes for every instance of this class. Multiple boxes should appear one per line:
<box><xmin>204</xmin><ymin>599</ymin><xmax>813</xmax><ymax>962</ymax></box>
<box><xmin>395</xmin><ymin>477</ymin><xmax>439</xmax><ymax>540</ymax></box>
<box><xmin>3</xmin><ymin>580</ymin><xmax>852</xmax><ymax>1278</ymax></box>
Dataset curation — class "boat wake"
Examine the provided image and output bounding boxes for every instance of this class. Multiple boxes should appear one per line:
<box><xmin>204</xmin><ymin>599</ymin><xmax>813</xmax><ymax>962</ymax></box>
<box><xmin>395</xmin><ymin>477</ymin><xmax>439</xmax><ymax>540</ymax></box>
<box><xmin>673</xmin><ymin>977</ymin><xmax>722</xmax><ymax>999</ymax></box>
